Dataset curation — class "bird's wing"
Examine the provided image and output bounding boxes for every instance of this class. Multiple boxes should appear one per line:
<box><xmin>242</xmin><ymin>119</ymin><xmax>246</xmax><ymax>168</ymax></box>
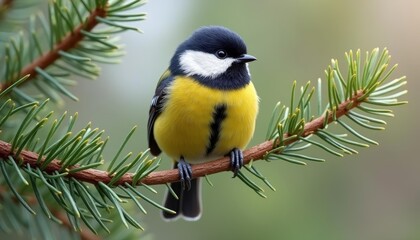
<box><xmin>148</xmin><ymin>69</ymin><xmax>173</xmax><ymax>156</ymax></box>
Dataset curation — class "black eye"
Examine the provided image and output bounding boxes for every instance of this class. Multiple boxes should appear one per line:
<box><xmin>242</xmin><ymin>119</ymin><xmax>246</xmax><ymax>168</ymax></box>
<box><xmin>216</xmin><ymin>50</ymin><xmax>227</xmax><ymax>59</ymax></box>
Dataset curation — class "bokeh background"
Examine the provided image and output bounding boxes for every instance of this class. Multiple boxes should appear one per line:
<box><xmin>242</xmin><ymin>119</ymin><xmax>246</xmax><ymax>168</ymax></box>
<box><xmin>63</xmin><ymin>0</ymin><xmax>418</xmax><ymax>239</ymax></box>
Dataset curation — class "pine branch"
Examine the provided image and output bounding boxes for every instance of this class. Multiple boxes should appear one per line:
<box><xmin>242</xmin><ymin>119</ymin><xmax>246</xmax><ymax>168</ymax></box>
<box><xmin>0</xmin><ymin>5</ymin><xmax>107</xmax><ymax>91</ymax></box>
<box><xmin>0</xmin><ymin>89</ymin><xmax>365</xmax><ymax>185</ymax></box>
<box><xmin>0</xmin><ymin>6</ymin><xmax>107</xmax><ymax>91</ymax></box>
<box><xmin>0</xmin><ymin>0</ymin><xmax>145</xmax><ymax>105</ymax></box>
<box><xmin>0</xmin><ymin>49</ymin><xmax>408</xmax><ymax>189</ymax></box>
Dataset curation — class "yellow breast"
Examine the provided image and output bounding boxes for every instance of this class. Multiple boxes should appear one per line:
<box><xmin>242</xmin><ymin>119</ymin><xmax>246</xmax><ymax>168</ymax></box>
<box><xmin>153</xmin><ymin>77</ymin><xmax>258</xmax><ymax>163</ymax></box>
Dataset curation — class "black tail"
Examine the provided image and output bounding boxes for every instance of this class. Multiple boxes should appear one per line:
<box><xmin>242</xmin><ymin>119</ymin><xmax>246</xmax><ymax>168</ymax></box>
<box><xmin>162</xmin><ymin>165</ymin><xmax>201</xmax><ymax>221</ymax></box>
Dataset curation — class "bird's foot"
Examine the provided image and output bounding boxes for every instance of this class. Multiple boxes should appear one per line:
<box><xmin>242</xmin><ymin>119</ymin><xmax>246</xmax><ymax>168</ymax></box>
<box><xmin>177</xmin><ymin>157</ymin><xmax>192</xmax><ymax>191</ymax></box>
<box><xmin>229</xmin><ymin>148</ymin><xmax>243</xmax><ymax>178</ymax></box>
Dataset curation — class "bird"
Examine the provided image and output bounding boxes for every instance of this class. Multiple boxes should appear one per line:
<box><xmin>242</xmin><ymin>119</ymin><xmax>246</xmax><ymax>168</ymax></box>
<box><xmin>147</xmin><ymin>26</ymin><xmax>259</xmax><ymax>221</ymax></box>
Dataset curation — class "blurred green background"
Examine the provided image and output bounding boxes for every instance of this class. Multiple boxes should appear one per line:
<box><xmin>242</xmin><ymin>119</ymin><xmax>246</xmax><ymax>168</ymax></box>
<box><xmin>63</xmin><ymin>0</ymin><xmax>417</xmax><ymax>239</ymax></box>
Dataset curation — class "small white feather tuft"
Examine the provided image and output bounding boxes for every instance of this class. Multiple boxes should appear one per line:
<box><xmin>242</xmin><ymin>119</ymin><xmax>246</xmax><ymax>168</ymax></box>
<box><xmin>245</xmin><ymin>63</ymin><xmax>251</xmax><ymax>77</ymax></box>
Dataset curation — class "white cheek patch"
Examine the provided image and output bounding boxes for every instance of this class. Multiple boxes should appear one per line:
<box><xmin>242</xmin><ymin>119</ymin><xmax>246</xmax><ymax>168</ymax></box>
<box><xmin>179</xmin><ymin>50</ymin><xmax>236</xmax><ymax>78</ymax></box>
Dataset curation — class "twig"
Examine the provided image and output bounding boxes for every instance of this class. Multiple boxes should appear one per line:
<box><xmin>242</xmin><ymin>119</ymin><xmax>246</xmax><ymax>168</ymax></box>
<box><xmin>0</xmin><ymin>5</ymin><xmax>107</xmax><ymax>91</ymax></box>
<box><xmin>0</xmin><ymin>90</ymin><xmax>364</xmax><ymax>186</ymax></box>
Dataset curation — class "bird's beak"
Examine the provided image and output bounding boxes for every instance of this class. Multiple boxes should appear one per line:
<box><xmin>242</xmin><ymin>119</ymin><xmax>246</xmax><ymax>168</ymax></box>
<box><xmin>236</xmin><ymin>54</ymin><xmax>257</xmax><ymax>63</ymax></box>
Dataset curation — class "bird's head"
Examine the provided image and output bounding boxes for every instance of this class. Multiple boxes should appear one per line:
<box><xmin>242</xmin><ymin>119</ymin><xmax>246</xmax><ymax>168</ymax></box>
<box><xmin>170</xmin><ymin>26</ymin><xmax>256</xmax><ymax>89</ymax></box>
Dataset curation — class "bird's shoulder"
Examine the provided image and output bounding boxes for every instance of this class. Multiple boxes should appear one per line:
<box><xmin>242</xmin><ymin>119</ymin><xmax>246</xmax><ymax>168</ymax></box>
<box><xmin>147</xmin><ymin>69</ymin><xmax>174</xmax><ymax>156</ymax></box>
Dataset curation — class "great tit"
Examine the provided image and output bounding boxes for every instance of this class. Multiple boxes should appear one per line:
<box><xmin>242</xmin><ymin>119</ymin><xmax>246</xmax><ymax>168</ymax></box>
<box><xmin>147</xmin><ymin>26</ymin><xmax>258</xmax><ymax>221</ymax></box>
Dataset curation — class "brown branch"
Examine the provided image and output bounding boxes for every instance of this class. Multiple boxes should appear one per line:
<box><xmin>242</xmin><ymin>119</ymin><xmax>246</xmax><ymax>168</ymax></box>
<box><xmin>0</xmin><ymin>90</ymin><xmax>364</xmax><ymax>186</ymax></box>
<box><xmin>0</xmin><ymin>4</ymin><xmax>107</xmax><ymax>92</ymax></box>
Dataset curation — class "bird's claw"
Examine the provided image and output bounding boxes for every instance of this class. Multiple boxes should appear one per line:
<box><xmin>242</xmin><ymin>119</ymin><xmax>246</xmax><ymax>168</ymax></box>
<box><xmin>178</xmin><ymin>157</ymin><xmax>192</xmax><ymax>191</ymax></box>
<box><xmin>230</xmin><ymin>148</ymin><xmax>243</xmax><ymax>178</ymax></box>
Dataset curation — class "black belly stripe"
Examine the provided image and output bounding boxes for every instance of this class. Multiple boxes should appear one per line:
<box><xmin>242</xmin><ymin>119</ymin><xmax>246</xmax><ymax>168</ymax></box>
<box><xmin>206</xmin><ymin>104</ymin><xmax>227</xmax><ymax>156</ymax></box>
